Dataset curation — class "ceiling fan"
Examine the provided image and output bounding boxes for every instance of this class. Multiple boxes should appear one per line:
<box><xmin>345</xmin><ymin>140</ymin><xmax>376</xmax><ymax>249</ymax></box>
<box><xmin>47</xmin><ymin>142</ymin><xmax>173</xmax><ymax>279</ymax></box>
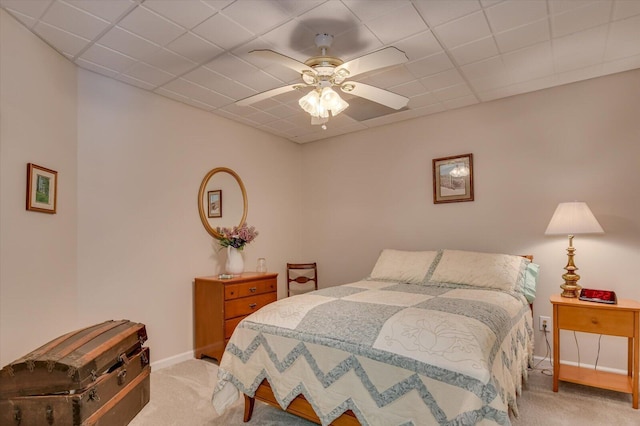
<box><xmin>237</xmin><ymin>34</ymin><xmax>410</xmax><ymax>128</ymax></box>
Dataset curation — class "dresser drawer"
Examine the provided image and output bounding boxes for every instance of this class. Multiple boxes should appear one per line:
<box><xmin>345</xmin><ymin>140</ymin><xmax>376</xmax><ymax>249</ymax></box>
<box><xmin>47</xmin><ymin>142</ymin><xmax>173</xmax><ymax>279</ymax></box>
<box><xmin>557</xmin><ymin>305</ymin><xmax>635</xmax><ymax>336</ymax></box>
<box><xmin>224</xmin><ymin>292</ymin><xmax>277</xmax><ymax>319</ymax></box>
<box><xmin>225</xmin><ymin>278</ymin><xmax>277</xmax><ymax>300</ymax></box>
<box><xmin>224</xmin><ymin>316</ymin><xmax>244</xmax><ymax>339</ymax></box>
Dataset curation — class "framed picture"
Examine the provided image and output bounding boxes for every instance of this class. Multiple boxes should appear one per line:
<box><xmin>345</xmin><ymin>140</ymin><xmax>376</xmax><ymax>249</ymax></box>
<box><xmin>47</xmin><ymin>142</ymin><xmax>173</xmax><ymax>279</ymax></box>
<box><xmin>432</xmin><ymin>153</ymin><xmax>474</xmax><ymax>204</ymax></box>
<box><xmin>207</xmin><ymin>190</ymin><xmax>222</xmax><ymax>218</ymax></box>
<box><xmin>26</xmin><ymin>163</ymin><xmax>58</xmax><ymax>214</ymax></box>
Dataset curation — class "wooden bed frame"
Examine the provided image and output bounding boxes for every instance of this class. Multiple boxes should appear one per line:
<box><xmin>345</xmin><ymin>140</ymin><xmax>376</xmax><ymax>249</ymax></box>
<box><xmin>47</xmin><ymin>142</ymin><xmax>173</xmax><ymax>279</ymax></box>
<box><xmin>242</xmin><ymin>255</ymin><xmax>535</xmax><ymax>425</ymax></box>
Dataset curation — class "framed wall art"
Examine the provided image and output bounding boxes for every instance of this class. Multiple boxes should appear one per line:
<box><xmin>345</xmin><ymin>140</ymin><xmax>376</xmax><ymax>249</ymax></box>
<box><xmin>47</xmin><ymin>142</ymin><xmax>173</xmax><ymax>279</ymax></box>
<box><xmin>26</xmin><ymin>163</ymin><xmax>58</xmax><ymax>214</ymax></box>
<box><xmin>207</xmin><ymin>189</ymin><xmax>222</xmax><ymax>218</ymax></box>
<box><xmin>432</xmin><ymin>153</ymin><xmax>474</xmax><ymax>204</ymax></box>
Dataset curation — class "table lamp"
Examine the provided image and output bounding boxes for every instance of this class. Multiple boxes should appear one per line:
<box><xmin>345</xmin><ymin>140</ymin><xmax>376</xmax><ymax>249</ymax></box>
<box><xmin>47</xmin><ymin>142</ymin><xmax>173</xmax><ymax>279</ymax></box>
<box><xmin>545</xmin><ymin>202</ymin><xmax>604</xmax><ymax>297</ymax></box>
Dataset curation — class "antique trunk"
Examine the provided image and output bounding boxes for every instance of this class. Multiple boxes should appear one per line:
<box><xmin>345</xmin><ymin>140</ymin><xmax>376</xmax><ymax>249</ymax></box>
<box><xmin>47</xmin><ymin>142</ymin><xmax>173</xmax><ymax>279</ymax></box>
<box><xmin>0</xmin><ymin>320</ymin><xmax>150</xmax><ymax>426</ymax></box>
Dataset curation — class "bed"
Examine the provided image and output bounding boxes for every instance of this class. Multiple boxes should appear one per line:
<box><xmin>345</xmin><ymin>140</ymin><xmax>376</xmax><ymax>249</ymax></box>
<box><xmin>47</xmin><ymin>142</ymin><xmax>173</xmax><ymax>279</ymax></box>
<box><xmin>212</xmin><ymin>249</ymin><xmax>539</xmax><ymax>425</ymax></box>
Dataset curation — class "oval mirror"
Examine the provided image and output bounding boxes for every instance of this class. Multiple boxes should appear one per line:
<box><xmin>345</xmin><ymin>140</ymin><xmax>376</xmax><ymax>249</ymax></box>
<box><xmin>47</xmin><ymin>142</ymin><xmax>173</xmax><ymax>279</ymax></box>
<box><xmin>198</xmin><ymin>167</ymin><xmax>247</xmax><ymax>239</ymax></box>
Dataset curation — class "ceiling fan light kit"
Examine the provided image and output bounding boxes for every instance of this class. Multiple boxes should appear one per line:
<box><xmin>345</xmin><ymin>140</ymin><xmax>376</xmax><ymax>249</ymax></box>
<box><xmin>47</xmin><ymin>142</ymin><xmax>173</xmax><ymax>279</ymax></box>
<box><xmin>237</xmin><ymin>33</ymin><xmax>410</xmax><ymax>128</ymax></box>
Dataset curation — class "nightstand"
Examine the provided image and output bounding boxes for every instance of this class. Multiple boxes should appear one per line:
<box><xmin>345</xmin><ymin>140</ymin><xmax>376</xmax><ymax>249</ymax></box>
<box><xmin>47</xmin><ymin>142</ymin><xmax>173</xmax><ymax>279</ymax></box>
<box><xmin>550</xmin><ymin>294</ymin><xmax>640</xmax><ymax>408</ymax></box>
<box><xmin>194</xmin><ymin>272</ymin><xmax>278</xmax><ymax>362</ymax></box>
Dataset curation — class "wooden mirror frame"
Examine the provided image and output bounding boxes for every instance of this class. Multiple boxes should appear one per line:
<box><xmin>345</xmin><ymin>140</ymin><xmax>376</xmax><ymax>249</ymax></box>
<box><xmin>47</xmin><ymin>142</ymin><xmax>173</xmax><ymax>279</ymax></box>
<box><xmin>198</xmin><ymin>167</ymin><xmax>247</xmax><ymax>239</ymax></box>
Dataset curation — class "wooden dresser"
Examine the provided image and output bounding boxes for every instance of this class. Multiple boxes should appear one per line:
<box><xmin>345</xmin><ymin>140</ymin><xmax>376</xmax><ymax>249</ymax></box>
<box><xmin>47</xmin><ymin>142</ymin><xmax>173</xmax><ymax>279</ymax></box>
<box><xmin>194</xmin><ymin>272</ymin><xmax>278</xmax><ymax>362</ymax></box>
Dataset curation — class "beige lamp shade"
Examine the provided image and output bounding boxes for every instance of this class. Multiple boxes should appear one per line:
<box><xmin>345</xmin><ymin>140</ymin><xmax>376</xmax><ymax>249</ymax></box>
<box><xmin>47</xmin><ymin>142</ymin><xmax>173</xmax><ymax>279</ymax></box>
<box><xmin>545</xmin><ymin>202</ymin><xmax>604</xmax><ymax>235</ymax></box>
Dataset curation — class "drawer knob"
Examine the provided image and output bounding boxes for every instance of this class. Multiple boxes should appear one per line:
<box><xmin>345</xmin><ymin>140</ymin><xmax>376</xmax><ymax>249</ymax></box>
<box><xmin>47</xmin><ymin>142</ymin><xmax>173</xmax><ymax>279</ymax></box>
<box><xmin>249</xmin><ymin>303</ymin><xmax>257</xmax><ymax>309</ymax></box>
<box><xmin>591</xmin><ymin>317</ymin><xmax>598</xmax><ymax>325</ymax></box>
<box><xmin>249</xmin><ymin>287</ymin><xmax>257</xmax><ymax>293</ymax></box>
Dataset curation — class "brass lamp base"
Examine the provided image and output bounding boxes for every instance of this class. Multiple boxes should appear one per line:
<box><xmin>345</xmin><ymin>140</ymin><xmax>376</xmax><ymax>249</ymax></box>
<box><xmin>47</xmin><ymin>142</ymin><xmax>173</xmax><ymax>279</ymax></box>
<box><xmin>560</xmin><ymin>235</ymin><xmax>581</xmax><ymax>298</ymax></box>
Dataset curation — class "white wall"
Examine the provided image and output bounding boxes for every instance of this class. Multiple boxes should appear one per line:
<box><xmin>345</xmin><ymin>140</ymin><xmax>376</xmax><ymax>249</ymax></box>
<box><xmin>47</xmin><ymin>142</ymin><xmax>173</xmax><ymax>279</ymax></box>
<box><xmin>0</xmin><ymin>10</ymin><xmax>78</xmax><ymax>365</ymax></box>
<box><xmin>300</xmin><ymin>69</ymin><xmax>640</xmax><ymax>370</ymax></box>
<box><xmin>0</xmin><ymin>9</ymin><xmax>301</xmax><ymax>366</ymax></box>
<box><xmin>76</xmin><ymin>70</ymin><xmax>301</xmax><ymax>364</ymax></box>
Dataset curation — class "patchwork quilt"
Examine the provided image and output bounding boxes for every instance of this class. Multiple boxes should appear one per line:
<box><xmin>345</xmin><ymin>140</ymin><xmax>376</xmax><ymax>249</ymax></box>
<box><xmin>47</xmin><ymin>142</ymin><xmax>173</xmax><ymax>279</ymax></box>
<box><xmin>212</xmin><ymin>279</ymin><xmax>534</xmax><ymax>426</ymax></box>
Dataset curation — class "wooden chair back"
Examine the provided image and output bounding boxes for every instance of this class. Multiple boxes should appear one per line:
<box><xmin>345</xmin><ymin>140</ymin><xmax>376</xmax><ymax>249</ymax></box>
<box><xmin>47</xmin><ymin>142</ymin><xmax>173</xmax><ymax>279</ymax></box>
<box><xmin>287</xmin><ymin>263</ymin><xmax>318</xmax><ymax>297</ymax></box>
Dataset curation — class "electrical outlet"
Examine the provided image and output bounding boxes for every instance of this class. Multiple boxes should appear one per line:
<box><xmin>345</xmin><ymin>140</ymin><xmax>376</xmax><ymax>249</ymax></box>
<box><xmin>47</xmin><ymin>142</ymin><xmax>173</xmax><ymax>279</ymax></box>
<box><xmin>539</xmin><ymin>316</ymin><xmax>551</xmax><ymax>332</ymax></box>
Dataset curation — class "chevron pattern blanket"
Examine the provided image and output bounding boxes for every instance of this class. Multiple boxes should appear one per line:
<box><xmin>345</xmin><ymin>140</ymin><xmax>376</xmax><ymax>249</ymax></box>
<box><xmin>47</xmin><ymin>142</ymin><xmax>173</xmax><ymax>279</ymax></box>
<box><xmin>213</xmin><ymin>275</ymin><xmax>533</xmax><ymax>426</ymax></box>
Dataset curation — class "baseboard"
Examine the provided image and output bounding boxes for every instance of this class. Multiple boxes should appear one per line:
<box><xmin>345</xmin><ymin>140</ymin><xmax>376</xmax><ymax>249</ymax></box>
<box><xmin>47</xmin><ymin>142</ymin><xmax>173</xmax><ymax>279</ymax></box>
<box><xmin>531</xmin><ymin>355</ymin><xmax>627</xmax><ymax>375</ymax></box>
<box><xmin>150</xmin><ymin>350</ymin><xmax>195</xmax><ymax>371</ymax></box>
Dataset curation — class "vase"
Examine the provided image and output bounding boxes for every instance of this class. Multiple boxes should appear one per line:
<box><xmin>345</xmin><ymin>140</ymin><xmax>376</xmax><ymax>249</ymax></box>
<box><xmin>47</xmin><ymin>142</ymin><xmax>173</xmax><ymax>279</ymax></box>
<box><xmin>225</xmin><ymin>246</ymin><xmax>244</xmax><ymax>275</ymax></box>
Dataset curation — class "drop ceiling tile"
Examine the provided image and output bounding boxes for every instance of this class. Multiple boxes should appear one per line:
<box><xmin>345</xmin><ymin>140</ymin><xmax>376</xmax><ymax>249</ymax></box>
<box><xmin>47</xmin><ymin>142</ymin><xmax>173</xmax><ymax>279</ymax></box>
<box><xmin>40</xmin><ymin>0</ymin><xmax>110</xmax><ymax>40</ymax></box>
<box><xmin>260</xmin><ymin>19</ymin><xmax>316</xmax><ymax>59</ymax></box>
<box><xmin>605</xmin><ymin>14</ymin><xmax>640</xmax><ymax>60</ymax></box>
<box><xmin>413</xmin><ymin>0</ymin><xmax>482</xmax><ymax>27</ymax></box>
<box><xmin>166</xmin><ymin>32</ymin><xmax>222</xmax><ymax>64</ymax></box>
<box><xmin>124</xmin><ymin>61</ymin><xmax>175</xmax><ymax>86</ymax></box>
<box><xmin>420</xmin><ymin>68</ymin><xmax>465</xmax><ymax>91</ymax></box>
<box><xmin>191</xmin><ymin>88</ymin><xmax>233</xmax><ymax>109</ymax></box>
<box><xmin>144</xmin><ymin>48</ymin><xmax>197</xmax><ymax>76</ymax></box>
<box><xmin>551</xmin><ymin>1</ymin><xmax>612</xmax><ymax>38</ymax></box>
<box><xmin>462</xmin><ymin>56</ymin><xmax>513</xmax><ymax>91</ymax></box>
<box><xmin>328</xmin><ymin>25</ymin><xmax>382</xmax><ymax>60</ymax></box>
<box><xmin>32</xmin><ymin>21</ymin><xmax>90</xmax><ymax>56</ymax></box>
<box><xmin>503</xmin><ymin>41</ymin><xmax>554</xmax><ymax>83</ymax></box>
<box><xmin>263</xmin><ymin>103</ymin><xmax>299</xmax><ymax>119</ymax></box>
<box><xmin>118</xmin><ymin>6</ymin><xmax>185</xmax><ymax>46</ymax></box>
<box><xmin>443</xmin><ymin>94</ymin><xmax>478</xmax><ymax>109</ymax></box>
<box><xmin>554</xmin><ymin>25</ymin><xmax>608</xmax><ymax>72</ymax></box>
<box><xmin>460</xmin><ymin>55</ymin><xmax>506</xmax><ymax>80</ymax></box>
<box><xmin>116</xmin><ymin>74</ymin><xmax>157</xmax><ymax>91</ymax></box>
<box><xmin>549</xmin><ymin>0</ymin><xmax>597</xmax><ymax>15</ymax></box>
<box><xmin>434</xmin><ymin>11</ymin><xmax>492</xmax><ymax>49</ymax></box>
<box><xmin>163</xmin><ymin>78</ymin><xmax>232</xmax><ymax>108</ymax></box>
<box><xmin>143</xmin><ymin>0</ymin><xmax>217</xmax><ymax>29</ymax></box>
<box><xmin>244</xmin><ymin>110</ymin><xmax>280</xmax><ymax>125</ymax></box>
<box><xmin>0</xmin><ymin>0</ymin><xmax>52</xmax><ymax>20</ymax></box>
<box><xmin>365</xmin><ymin>3</ymin><xmax>429</xmax><ymax>44</ymax></box>
<box><xmin>386</xmin><ymin>80</ymin><xmax>428</xmax><ymax>97</ymax></box>
<box><xmin>155</xmin><ymin>87</ymin><xmax>192</xmax><ymax>104</ymax></box>
<box><xmin>602</xmin><ymin>53</ymin><xmax>640</xmax><ymax>74</ymax></box>
<box><xmin>295</xmin><ymin>0</ymin><xmax>359</xmax><ymax>37</ymax></box>
<box><xmin>449</xmin><ymin>36</ymin><xmax>499</xmax><ymax>65</ymax></box>
<box><xmin>192</xmin><ymin>12</ymin><xmax>255</xmax><ymax>50</ymax></box>
<box><xmin>494</xmin><ymin>18</ymin><xmax>550</xmax><ymax>53</ymax></box>
<box><xmin>485</xmin><ymin>0</ymin><xmax>548</xmax><ymax>33</ymax></box>
<box><xmin>365</xmin><ymin>65</ymin><xmax>416</xmax><ymax>88</ymax></box>
<box><xmin>65</xmin><ymin>0</ymin><xmax>134</xmax><ymax>23</ymax></box>
<box><xmin>75</xmin><ymin>58</ymin><xmax>120</xmax><ymax>78</ymax></box>
<box><xmin>204</xmin><ymin>54</ymin><xmax>284</xmax><ymax>92</ymax></box>
<box><xmin>480</xmin><ymin>0</ymin><xmax>504</xmax><ymax>7</ymax></box>
<box><xmin>274</xmin><ymin>0</ymin><xmax>323</xmax><ymax>16</ymax></box>
<box><xmin>99</xmin><ymin>26</ymin><xmax>160</xmax><ymax>61</ymax></box>
<box><xmin>408</xmin><ymin>91</ymin><xmax>439</xmax><ymax>108</ymax></box>
<box><xmin>342</xmin><ymin>0</ymin><xmax>411</xmax><ymax>22</ymax></box>
<box><xmin>433</xmin><ymin>83</ymin><xmax>473</xmax><ymax>101</ymax></box>
<box><xmin>79</xmin><ymin>43</ymin><xmax>136</xmax><ymax>72</ymax></box>
<box><xmin>201</xmin><ymin>0</ymin><xmax>234</xmax><ymax>12</ymax></box>
<box><xmin>393</xmin><ymin>31</ymin><xmax>443</xmax><ymax>61</ymax></box>
<box><xmin>613</xmin><ymin>0</ymin><xmax>640</xmax><ymax>20</ymax></box>
<box><xmin>182</xmin><ymin>67</ymin><xmax>254</xmax><ymax>99</ymax></box>
<box><xmin>223</xmin><ymin>0</ymin><xmax>291</xmax><ymax>35</ymax></box>
<box><xmin>406</xmin><ymin>52</ymin><xmax>455</xmax><ymax>78</ymax></box>
<box><xmin>554</xmin><ymin>63</ymin><xmax>603</xmax><ymax>86</ymax></box>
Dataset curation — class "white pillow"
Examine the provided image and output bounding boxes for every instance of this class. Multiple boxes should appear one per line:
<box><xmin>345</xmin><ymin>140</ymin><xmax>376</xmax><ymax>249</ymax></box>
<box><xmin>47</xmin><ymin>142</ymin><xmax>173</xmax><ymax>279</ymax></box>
<box><xmin>430</xmin><ymin>249</ymin><xmax>528</xmax><ymax>291</ymax></box>
<box><xmin>370</xmin><ymin>249</ymin><xmax>438</xmax><ymax>284</ymax></box>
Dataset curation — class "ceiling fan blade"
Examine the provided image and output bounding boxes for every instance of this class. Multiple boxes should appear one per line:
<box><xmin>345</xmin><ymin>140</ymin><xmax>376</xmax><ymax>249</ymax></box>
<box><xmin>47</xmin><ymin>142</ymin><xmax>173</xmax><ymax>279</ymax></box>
<box><xmin>341</xmin><ymin>82</ymin><xmax>409</xmax><ymax>110</ymax></box>
<box><xmin>236</xmin><ymin>84</ymin><xmax>306</xmax><ymax>106</ymax></box>
<box><xmin>250</xmin><ymin>49</ymin><xmax>315</xmax><ymax>75</ymax></box>
<box><xmin>336</xmin><ymin>47</ymin><xmax>408</xmax><ymax>79</ymax></box>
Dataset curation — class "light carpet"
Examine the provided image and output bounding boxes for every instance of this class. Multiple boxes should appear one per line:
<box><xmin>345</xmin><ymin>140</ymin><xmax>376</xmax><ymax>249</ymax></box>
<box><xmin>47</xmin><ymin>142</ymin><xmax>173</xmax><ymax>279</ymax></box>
<box><xmin>129</xmin><ymin>359</ymin><xmax>638</xmax><ymax>425</ymax></box>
